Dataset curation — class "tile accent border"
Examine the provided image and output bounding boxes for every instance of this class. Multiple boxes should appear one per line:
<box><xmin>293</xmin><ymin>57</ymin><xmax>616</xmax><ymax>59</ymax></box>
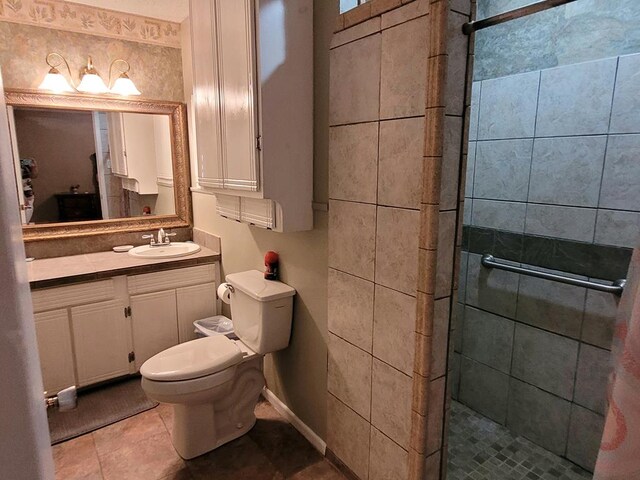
<box><xmin>463</xmin><ymin>225</ymin><xmax>633</xmax><ymax>281</ymax></box>
<box><xmin>335</xmin><ymin>0</ymin><xmax>417</xmax><ymax>32</ymax></box>
<box><xmin>0</xmin><ymin>0</ymin><xmax>181</xmax><ymax>48</ymax></box>
<box><xmin>408</xmin><ymin>0</ymin><xmax>474</xmax><ymax>478</ymax></box>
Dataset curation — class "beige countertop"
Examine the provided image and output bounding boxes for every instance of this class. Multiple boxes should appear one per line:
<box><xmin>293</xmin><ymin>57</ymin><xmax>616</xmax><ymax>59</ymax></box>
<box><xmin>27</xmin><ymin>246</ymin><xmax>221</xmax><ymax>290</ymax></box>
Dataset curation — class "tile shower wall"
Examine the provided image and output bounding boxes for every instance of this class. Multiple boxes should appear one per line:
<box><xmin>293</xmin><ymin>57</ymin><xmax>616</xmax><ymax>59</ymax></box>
<box><xmin>454</xmin><ymin>53</ymin><xmax>640</xmax><ymax>473</ymax></box>
<box><xmin>474</xmin><ymin>0</ymin><xmax>640</xmax><ymax>81</ymax></box>
<box><xmin>327</xmin><ymin>2</ymin><xmax>429</xmax><ymax>478</ymax></box>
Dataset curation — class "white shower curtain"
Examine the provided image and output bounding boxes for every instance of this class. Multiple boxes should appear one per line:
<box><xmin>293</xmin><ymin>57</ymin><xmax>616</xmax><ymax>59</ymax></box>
<box><xmin>594</xmin><ymin>248</ymin><xmax>640</xmax><ymax>479</ymax></box>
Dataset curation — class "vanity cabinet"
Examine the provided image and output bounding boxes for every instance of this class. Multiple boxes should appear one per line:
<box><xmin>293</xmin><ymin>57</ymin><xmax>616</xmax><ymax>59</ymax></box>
<box><xmin>32</xmin><ymin>277</ymin><xmax>131</xmax><ymax>391</ymax></box>
<box><xmin>71</xmin><ymin>299</ymin><xmax>132</xmax><ymax>386</ymax></box>
<box><xmin>33</xmin><ymin>309</ymin><xmax>76</xmax><ymax>394</ymax></box>
<box><xmin>129</xmin><ymin>283</ymin><xmax>217</xmax><ymax>370</ymax></box>
<box><xmin>31</xmin><ymin>263</ymin><xmax>218</xmax><ymax>393</ymax></box>
<box><xmin>176</xmin><ymin>283</ymin><xmax>218</xmax><ymax>343</ymax></box>
<box><xmin>130</xmin><ymin>290</ymin><xmax>179</xmax><ymax>370</ymax></box>
<box><xmin>189</xmin><ymin>0</ymin><xmax>313</xmax><ymax>232</ymax></box>
<box><xmin>128</xmin><ymin>266</ymin><xmax>217</xmax><ymax>369</ymax></box>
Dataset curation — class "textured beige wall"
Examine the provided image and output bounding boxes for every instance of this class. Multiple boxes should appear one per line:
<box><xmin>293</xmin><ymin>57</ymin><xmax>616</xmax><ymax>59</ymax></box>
<box><xmin>189</xmin><ymin>1</ymin><xmax>336</xmax><ymax>439</ymax></box>
<box><xmin>0</xmin><ymin>21</ymin><xmax>184</xmax><ymax>102</ymax></box>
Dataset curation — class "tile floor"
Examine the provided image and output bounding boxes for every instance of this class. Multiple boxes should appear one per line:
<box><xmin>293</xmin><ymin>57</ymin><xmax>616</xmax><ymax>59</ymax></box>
<box><xmin>447</xmin><ymin>401</ymin><xmax>592</xmax><ymax>480</ymax></box>
<box><xmin>53</xmin><ymin>399</ymin><xmax>347</xmax><ymax>480</ymax></box>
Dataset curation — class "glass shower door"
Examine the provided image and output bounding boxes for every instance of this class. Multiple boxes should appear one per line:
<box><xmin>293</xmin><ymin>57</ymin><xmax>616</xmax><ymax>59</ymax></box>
<box><xmin>448</xmin><ymin>1</ymin><xmax>640</xmax><ymax>478</ymax></box>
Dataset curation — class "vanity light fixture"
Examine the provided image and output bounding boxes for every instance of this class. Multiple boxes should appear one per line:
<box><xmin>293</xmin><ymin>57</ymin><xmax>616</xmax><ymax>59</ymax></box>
<box><xmin>38</xmin><ymin>53</ymin><xmax>141</xmax><ymax>96</ymax></box>
<box><xmin>108</xmin><ymin>59</ymin><xmax>142</xmax><ymax>96</ymax></box>
<box><xmin>37</xmin><ymin>53</ymin><xmax>75</xmax><ymax>93</ymax></box>
<box><xmin>76</xmin><ymin>56</ymin><xmax>109</xmax><ymax>94</ymax></box>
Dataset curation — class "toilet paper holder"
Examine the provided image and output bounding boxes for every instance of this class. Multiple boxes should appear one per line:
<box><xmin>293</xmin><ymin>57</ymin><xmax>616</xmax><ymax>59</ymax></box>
<box><xmin>217</xmin><ymin>282</ymin><xmax>234</xmax><ymax>304</ymax></box>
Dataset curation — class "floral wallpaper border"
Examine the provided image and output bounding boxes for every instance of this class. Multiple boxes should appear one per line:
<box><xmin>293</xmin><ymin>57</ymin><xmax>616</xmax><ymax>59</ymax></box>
<box><xmin>0</xmin><ymin>0</ymin><xmax>181</xmax><ymax>48</ymax></box>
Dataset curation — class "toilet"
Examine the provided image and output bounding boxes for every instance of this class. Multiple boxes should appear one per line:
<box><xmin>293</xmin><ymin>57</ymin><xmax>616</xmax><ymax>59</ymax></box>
<box><xmin>140</xmin><ymin>270</ymin><xmax>296</xmax><ymax>459</ymax></box>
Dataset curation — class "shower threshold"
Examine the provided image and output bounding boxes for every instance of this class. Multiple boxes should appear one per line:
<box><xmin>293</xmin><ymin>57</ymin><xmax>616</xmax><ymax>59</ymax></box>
<box><xmin>447</xmin><ymin>401</ymin><xmax>592</xmax><ymax>480</ymax></box>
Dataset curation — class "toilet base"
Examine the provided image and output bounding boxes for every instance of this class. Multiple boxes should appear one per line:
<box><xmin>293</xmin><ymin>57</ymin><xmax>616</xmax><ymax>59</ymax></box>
<box><xmin>169</xmin><ymin>358</ymin><xmax>265</xmax><ymax>459</ymax></box>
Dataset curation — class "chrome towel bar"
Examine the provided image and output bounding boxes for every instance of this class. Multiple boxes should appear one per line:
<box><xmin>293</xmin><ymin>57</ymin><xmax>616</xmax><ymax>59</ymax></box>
<box><xmin>481</xmin><ymin>254</ymin><xmax>626</xmax><ymax>296</ymax></box>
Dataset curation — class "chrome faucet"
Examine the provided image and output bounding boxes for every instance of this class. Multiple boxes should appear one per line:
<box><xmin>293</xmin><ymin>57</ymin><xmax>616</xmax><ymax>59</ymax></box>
<box><xmin>141</xmin><ymin>233</ymin><xmax>156</xmax><ymax>245</ymax></box>
<box><xmin>142</xmin><ymin>228</ymin><xmax>177</xmax><ymax>246</ymax></box>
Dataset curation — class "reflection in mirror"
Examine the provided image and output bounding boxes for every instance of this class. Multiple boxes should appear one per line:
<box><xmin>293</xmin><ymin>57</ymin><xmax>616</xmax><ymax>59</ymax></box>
<box><xmin>9</xmin><ymin>107</ymin><xmax>175</xmax><ymax>225</ymax></box>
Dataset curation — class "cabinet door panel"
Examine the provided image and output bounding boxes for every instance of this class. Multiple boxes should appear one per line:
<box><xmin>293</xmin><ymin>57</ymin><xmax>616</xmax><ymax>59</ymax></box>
<box><xmin>176</xmin><ymin>282</ymin><xmax>217</xmax><ymax>343</ymax></box>
<box><xmin>216</xmin><ymin>0</ymin><xmax>259</xmax><ymax>191</ymax></box>
<box><xmin>131</xmin><ymin>290</ymin><xmax>179</xmax><ymax>370</ymax></box>
<box><xmin>106</xmin><ymin>112</ymin><xmax>127</xmax><ymax>176</ymax></box>
<box><xmin>71</xmin><ymin>300</ymin><xmax>131</xmax><ymax>386</ymax></box>
<box><xmin>191</xmin><ymin>0</ymin><xmax>224</xmax><ymax>188</ymax></box>
<box><xmin>121</xmin><ymin>113</ymin><xmax>159</xmax><ymax>195</ymax></box>
<box><xmin>34</xmin><ymin>309</ymin><xmax>76</xmax><ymax>394</ymax></box>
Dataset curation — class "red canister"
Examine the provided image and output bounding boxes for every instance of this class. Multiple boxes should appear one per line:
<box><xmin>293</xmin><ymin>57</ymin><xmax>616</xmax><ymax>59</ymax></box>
<box><xmin>264</xmin><ymin>251</ymin><xmax>279</xmax><ymax>280</ymax></box>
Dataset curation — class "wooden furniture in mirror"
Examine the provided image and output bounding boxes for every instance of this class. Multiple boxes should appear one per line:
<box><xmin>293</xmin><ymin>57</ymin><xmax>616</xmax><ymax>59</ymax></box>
<box><xmin>5</xmin><ymin>89</ymin><xmax>192</xmax><ymax>242</ymax></box>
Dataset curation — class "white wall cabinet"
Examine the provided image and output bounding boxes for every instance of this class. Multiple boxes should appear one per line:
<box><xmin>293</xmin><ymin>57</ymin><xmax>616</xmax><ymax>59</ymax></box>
<box><xmin>107</xmin><ymin>112</ymin><xmax>127</xmax><ymax>176</ymax></box>
<box><xmin>107</xmin><ymin>112</ymin><xmax>167</xmax><ymax>195</ymax></box>
<box><xmin>189</xmin><ymin>0</ymin><xmax>313</xmax><ymax>232</ymax></box>
<box><xmin>31</xmin><ymin>263</ymin><xmax>218</xmax><ymax>393</ymax></box>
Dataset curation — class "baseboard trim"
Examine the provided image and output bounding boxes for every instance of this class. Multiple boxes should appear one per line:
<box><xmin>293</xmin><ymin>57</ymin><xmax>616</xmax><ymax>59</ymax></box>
<box><xmin>261</xmin><ymin>388</ymin><xmax>326</xmax><ymax>455</ymax></box>
<box><xmin>325</xmin><ymin>448</ymin><xmax>361</xmax><ymax>480</ymax></box>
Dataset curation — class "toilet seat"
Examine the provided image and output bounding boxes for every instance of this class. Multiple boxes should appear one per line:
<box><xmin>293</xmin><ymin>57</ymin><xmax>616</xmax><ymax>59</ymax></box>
<box><xmin>141</xmin><ymin>336</ymin><xmax>243</xmax><ymax>382</ymax></box>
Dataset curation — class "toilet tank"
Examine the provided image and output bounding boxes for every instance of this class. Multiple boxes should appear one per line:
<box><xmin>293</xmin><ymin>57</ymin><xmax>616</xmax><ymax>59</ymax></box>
<box><xmin>225</xmin><ymin>270</ymin><xmax>296</xmax><ymax>354</ymax></box>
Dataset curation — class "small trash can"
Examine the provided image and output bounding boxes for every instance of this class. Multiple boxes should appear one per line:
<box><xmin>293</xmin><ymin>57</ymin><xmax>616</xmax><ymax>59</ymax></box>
<box><xmin>193</xmin><ymin>315</ymin><xmax>237</xmax><ymax>339</ymax></box>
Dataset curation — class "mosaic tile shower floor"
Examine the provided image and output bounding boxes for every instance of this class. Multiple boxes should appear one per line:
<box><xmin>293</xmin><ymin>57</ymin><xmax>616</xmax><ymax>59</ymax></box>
<box><xmin>447</xmin><ymin>401</ymin><xmax>592</xmax><ymax>480</ymax></box>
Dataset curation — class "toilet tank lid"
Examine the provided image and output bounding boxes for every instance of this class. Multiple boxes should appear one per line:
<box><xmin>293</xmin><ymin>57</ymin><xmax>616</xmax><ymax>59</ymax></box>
<box><xmin>226</xmin><ymin>270</ymin><xmax>296</xmax><ymax>302</ymax></box>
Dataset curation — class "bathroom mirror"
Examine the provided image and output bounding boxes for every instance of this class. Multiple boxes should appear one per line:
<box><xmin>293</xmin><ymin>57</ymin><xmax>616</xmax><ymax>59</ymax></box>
<box><xmin>5</xmin><ymin>89</ymin><xmax>191</xmax><ymax>241</ymax></box>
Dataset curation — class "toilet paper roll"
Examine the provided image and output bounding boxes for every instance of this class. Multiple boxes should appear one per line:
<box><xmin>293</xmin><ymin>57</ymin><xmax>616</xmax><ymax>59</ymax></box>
<box><xmin>217</xmin><ymin>282</ymin><xmax>232</xmax><ymax>304</ymax></box>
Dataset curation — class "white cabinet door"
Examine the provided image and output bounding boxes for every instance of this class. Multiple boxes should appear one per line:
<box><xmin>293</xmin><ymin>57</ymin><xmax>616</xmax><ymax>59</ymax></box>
<box><xmin>121</xmin><ymin>113</ymin><xmax>159</xmax><ymax>194</ymax></box>
<box><xmin>191</xmin><ymin>0</ymin><xmax>225</xmax><ymax>189</ymax></box>
<box><xmin>106</xmin><ymin>112</ymin><xmax>127</xmax><ymax>176</ymax></box>
<box><xmin>176</xmin><ymin>282</ymin><xmax>217</xmax><ymax>343</ymax></box>
<box><xmin>34</xmin><ymin>309</ymin><xmax>76</xmax><ymax>394</ymax></box>
<box><xmin>71</xmin><ymin>300</ymin><xmax>131</xmax><ymax>386</ymax></box>
<box><xmin>215</xmin><ymin>0</ymin><xmax>259</xmax><ymax>192</ymax></box>
<box><xmin>130</xmin><ymin>290</ymin><xmax>179</xmax><ymax>370</ymax></box>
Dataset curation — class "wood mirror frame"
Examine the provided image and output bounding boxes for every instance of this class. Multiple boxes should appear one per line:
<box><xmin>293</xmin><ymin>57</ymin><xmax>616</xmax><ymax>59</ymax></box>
<box><xmin>5</xmin><ymin>89</ymin><xmax>192</xmax><ymax>242</ymax></box>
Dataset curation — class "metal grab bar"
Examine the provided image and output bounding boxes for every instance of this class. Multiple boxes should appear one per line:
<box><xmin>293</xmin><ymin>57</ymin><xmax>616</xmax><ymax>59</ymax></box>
<box><xmin>462</xmin><ymin>0</ymin><xmax>578</xmax><ymax>35</ymax></box>
<box><xmin>481</xmin><ymin>254</ymin><xmax>627</xmax><ymax>296</ymax></box>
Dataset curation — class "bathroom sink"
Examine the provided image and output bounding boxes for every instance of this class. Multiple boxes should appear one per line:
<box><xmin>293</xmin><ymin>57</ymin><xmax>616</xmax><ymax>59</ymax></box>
<box><xmin>128</xmin><ymin>242</ymin><xmax>201</xmax><ymax>259</ymax></box>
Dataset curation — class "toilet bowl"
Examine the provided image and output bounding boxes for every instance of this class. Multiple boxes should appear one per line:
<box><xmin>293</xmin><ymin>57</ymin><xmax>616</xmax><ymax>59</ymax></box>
<box><xmin>141</xmin><ymin>335</ymin><xmax>264</xmax><ymax>459</ymax></box>
<box><xmin>140</xmin><ymin>270</ymin><xmax>295</xmax><ymax>459</ymax></box>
